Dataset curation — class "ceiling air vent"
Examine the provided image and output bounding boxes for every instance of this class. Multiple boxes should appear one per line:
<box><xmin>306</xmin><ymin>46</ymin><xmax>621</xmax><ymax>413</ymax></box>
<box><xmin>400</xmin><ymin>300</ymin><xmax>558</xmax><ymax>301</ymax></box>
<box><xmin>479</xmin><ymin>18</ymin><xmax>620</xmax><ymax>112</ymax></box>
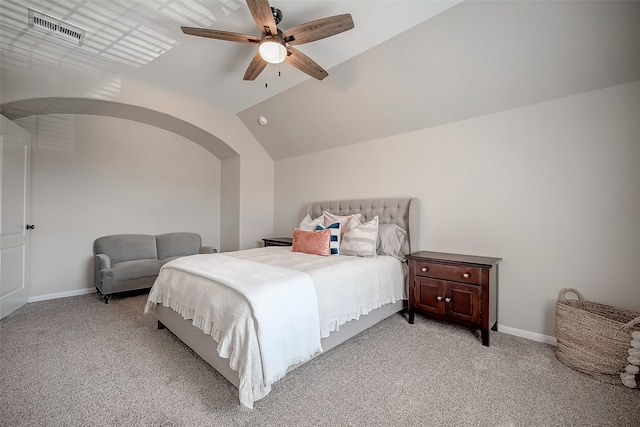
<box><xmin>28</xmin><ymin>8</ymin><xmax>86</xmax><ymax>46</ymax></box>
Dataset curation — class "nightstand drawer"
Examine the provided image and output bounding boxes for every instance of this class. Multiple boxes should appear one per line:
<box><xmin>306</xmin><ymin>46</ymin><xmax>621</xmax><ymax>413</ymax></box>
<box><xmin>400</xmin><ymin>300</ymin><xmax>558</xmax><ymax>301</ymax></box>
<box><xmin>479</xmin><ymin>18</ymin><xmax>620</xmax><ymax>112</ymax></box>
<box><xmin>413</xmin><ymin>261</ymin><xmax>481</xmax><ymax>285</ymax></box>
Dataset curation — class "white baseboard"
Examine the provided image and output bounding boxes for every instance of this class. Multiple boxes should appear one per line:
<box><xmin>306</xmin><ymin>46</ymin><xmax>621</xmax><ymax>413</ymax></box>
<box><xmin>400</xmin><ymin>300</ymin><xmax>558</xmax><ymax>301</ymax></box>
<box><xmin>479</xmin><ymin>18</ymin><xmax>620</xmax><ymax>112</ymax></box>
<box><xmin>498</xmin><ymin>324</ymin><xmax>557</xmax><ymax>346</ymax></box>
<box><xmin>28</xmin><ymin>288</ymin><xmax>96</xmax><ymax>303</ymax></box>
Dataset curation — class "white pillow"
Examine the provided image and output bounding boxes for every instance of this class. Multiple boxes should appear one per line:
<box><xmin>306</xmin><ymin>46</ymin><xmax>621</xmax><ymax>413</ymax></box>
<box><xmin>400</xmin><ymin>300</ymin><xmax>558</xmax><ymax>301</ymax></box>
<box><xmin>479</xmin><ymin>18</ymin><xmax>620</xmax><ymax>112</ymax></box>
<box><xmin>323</xmin><ymin>211</ymin><xmax>363</xmax><ymax>238</ymax></box>
<box><xmin>377</xmin><ymin>223</ymin><xmax>409</xmax><ymax>261</ymax></box>
<box><xmin>315</xmin><ymin>221</ymin><xmax>341</xmax><ymax>255</ymax></box>
<box><xmin>298</xmin><ymin>214</ymin><xmax>323</xmax><ymax>232</ymax></box>
<box><xmin>341</xmin><ymin>215</ymin><xmax>378</xmax><ymax>257</ymax></box>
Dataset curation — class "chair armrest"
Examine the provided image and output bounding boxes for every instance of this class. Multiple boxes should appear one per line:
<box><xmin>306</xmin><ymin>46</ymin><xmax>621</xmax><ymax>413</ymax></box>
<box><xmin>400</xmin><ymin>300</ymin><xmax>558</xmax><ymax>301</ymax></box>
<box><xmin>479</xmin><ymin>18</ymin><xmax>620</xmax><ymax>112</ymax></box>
<box><xmin>95</xmin><ymin>253</ymin><xmax>111</xmax><ymax>269</ymax></box>
<box><xmin>199</xmin><ymin>246</ymin><xmax>218</xmax><ymax>254</ymax></box>
<box><xmin>94</xmin><ymin>254</ymin><xmax>111</xmax><ymax>286</ymax></box>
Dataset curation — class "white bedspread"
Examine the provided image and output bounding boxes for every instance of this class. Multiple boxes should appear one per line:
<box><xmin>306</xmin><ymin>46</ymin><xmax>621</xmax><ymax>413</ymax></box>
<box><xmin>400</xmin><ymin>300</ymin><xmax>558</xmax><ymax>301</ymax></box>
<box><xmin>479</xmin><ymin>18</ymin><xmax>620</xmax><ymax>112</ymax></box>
<box><xmin>227</xmin><ymin>247</ymin><xmax>406</xmax><ymax>337</ymax></box>
<box><xmin>144</xmin><ymin>247</ymin><xmax>405</xmax><ymax>408</ymax></box>
<box><xmin>144</xmin><ymin>253</ymin><xmax>322</xmax><ymax>409</ymax></box>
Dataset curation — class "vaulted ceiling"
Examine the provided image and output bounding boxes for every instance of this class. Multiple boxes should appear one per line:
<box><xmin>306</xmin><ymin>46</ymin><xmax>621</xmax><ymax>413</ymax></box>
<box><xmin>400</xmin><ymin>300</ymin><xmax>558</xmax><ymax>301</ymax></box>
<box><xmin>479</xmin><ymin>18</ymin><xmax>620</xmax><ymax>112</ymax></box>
<box><xmin>2</xmin><ymin>1</ymin><xmax>639</xmax><ymax>160</ymax></box>
<box><xmin>240</xmin><ymin>0</ymin><xmax>640</xmax><ymax>160</ymax></box>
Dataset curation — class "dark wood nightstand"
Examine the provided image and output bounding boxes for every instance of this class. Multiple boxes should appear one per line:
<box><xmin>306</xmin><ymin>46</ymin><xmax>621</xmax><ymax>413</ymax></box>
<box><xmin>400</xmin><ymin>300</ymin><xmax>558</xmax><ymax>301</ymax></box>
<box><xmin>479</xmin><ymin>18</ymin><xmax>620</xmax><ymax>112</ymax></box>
<box><xmin>406</xmin><ymin>251</ymin><xmax>502</xmax><ymax>346</ymax></box>
<box><xmin>262</xmin><ymin>237</ymin><xmax>293</xmax><ymax>247</ymax></box>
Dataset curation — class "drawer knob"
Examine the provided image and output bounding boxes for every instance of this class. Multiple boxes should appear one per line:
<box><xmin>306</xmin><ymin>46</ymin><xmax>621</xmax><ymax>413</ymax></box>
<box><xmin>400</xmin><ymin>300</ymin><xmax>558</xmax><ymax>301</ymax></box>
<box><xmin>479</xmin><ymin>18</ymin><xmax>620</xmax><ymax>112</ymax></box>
<box><xmin>421</xmin><ymin>267</ymin><xmax>429</xmax><ymax>272</ymax></box>
<box><xmin>462</xmin><ymin>273</ymin><xmax>470</xmax><ymax>279</ymax></box>
<box><xmin>445</xmin><ymin>297</ymin><xmax>452</xmax><ymax>303</ymax></box>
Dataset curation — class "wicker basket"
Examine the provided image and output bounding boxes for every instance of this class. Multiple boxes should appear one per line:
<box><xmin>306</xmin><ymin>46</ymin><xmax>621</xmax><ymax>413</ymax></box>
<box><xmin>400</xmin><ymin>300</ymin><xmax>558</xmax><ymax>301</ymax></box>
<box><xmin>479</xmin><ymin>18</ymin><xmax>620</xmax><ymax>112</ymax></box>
<box><xmin>555</xmin><ymin>288</ymin><xmax>640</xmax><ymax>386</ymax></box>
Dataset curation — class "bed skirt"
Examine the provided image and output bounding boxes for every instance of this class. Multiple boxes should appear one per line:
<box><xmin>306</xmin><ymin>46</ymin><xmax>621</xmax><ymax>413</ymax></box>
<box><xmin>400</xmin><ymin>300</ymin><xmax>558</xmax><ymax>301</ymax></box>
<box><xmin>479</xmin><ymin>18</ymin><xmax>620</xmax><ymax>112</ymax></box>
<box><xmin>156</xmin><ymin>300</ymin><xmax>405</xmax><ymax>389</ymax></box>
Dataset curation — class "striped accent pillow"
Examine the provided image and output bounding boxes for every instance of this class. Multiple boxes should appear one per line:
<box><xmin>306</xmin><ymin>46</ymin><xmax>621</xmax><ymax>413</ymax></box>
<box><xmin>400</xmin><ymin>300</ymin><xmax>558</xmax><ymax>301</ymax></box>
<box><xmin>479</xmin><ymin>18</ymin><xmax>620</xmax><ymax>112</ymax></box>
<box><xmin>341</xmin><ymin>215</ymin><xmax>379</xmax><ymax>257</ymax></box>
<box><xmin>316</xmin><ymin>222</ymin><xmax>341</xmax><ymax>255</ymax></box>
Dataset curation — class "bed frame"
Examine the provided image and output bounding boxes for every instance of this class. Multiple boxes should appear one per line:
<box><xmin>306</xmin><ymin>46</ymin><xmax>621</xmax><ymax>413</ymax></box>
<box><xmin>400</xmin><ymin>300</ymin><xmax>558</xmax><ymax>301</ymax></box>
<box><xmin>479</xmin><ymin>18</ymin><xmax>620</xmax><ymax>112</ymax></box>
<box><xmin>156</xmin><ymin>198</ymin><xmax>417</xmax><ymax>390</ymax></box>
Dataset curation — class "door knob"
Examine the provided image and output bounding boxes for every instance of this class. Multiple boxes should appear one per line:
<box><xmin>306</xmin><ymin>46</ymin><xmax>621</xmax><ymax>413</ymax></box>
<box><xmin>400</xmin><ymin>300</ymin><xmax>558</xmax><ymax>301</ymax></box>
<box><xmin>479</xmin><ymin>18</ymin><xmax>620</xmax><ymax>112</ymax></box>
<box><xmin>26</xmin><ymin>224</ymin><xmax>35</xmax><ymax>230</ymax></box>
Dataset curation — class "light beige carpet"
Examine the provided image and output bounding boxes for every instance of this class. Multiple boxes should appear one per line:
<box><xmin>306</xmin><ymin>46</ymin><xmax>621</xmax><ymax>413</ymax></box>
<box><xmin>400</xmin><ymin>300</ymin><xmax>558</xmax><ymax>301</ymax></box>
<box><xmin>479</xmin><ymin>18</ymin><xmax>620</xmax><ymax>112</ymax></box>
<box><xmin>1</xmin><ymin>292</ymin><xmax>638</xmax><ymax>426</ymax></box>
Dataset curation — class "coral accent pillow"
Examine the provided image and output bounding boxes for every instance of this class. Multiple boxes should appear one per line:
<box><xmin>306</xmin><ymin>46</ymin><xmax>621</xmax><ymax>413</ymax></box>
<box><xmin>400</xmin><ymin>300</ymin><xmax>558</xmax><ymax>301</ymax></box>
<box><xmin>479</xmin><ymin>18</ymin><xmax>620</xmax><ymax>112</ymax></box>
<box><xmin>291</xmin><ymin>228</ymin><xmax>331</xmax><ymax>256</ymax></box>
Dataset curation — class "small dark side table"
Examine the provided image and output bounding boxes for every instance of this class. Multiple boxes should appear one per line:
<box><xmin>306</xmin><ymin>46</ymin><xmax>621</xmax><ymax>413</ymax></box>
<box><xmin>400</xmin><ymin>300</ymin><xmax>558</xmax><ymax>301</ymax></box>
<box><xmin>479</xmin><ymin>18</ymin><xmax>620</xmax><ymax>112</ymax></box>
<box><xmin>262</xmin><ymin>237</ymin><xmax>293</xmax><ymax>247</ymax></box>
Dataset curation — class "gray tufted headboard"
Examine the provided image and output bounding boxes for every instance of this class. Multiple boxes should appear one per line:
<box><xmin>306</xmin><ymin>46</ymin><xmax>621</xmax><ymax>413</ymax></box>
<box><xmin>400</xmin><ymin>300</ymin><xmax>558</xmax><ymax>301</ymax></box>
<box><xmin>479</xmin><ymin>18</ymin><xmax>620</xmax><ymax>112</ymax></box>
<box><xmin>306</xmin><ymin>198</ymin><xmax>418</xmax><ymax>253</ymax></box>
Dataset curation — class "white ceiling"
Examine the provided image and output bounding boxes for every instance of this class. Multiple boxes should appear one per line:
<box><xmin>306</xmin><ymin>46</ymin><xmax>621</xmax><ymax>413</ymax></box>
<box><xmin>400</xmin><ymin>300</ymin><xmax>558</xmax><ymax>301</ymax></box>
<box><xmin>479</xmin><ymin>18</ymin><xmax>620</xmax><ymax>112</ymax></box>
<box><xmin>0</xmin><ymin>0</ymin><xmax>461</xmax><ymax>113</ymax></box>
<box><xmin>2</xmin><ymin>1</ymin><xmax>639</xmax><ymax>161</ymax></box>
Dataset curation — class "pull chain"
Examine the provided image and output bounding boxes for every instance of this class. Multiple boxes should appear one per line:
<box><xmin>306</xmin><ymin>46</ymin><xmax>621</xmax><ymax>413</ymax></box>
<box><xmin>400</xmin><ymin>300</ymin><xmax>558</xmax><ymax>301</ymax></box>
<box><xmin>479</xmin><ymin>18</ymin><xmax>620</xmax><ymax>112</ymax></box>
<box><xmin>264</xmin><ymin>65</ymin><xmax>282</xmax><ymax>88</ymax></box>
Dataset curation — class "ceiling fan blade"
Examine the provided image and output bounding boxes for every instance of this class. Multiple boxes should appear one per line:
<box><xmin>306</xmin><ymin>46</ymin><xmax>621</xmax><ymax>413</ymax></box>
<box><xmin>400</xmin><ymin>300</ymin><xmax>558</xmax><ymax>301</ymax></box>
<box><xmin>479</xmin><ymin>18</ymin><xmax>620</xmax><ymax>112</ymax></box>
<box><xmin>246</xmin><ymin>0</ymin><xmax>277</xmax><ymax>36</ymax></box>
<box><xmin>181</xmin><ymin>27</ymin><xmax>259</xmax><ymax>43</ymax></box>
<box><xmin>285</xmin><ymin>47</ymin><xmax>328</xmax><ymax>80</ymax></box>
<box><xmin>243</xmin><ymin>52</ymin><xmax>268</xmax><ymax>81</ymax></box>
<box><xmin>284</xmin><ymin>14</ymin><xmax>354</xmax><ymax>46</ymax></box>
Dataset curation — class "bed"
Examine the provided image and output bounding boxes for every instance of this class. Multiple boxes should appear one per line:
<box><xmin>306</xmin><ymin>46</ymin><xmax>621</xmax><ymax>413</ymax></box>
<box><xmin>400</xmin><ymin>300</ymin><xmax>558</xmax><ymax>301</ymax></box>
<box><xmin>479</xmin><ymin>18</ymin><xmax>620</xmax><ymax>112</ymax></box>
<box><xmin>144</xmin><ymin>198</ymin><xmax>417</xmax><ymax>409</ymax></box>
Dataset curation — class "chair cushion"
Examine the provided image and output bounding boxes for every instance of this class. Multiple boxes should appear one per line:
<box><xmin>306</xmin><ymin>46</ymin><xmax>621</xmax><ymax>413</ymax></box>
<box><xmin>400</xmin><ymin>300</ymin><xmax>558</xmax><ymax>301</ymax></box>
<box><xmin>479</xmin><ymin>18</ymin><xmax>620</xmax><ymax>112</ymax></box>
<box><xmin>156</xmin><ymin>232</ymin><xmax>201</xmax><ymax>260</ymax></box>
<box><xmin>100</xmin><ymin>259</ymin><xmax>164</xmax><ymax>283</ymax></box>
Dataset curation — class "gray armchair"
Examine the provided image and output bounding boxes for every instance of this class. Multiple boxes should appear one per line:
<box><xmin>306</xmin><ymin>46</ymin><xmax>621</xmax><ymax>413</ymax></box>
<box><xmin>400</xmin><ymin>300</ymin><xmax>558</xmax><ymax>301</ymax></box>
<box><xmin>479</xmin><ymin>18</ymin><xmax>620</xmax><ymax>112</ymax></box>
<box><xmin>93</xmin><ymin>232</ymin><xmax>216</xmax><ymax>303</ymax></box>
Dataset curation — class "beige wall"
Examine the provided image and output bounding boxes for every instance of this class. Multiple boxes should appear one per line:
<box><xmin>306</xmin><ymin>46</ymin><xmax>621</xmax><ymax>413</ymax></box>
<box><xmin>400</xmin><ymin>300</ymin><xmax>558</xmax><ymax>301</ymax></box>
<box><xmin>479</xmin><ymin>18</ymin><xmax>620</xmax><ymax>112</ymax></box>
<box><xmin>3</xmin><ymin>75</ymin><xmax>276</xmax><ymax>300</ymax></box>
<box><xmin>1</xmin><ymin>71</ymin><xmax>276</xmax><ymax>254</ymax></box>
<box><xmin>16</xmin><ymin>114</ymin><xmax>221</xmax><ymax>298</ymax></box>
<box><xmin>274</xmin><ymin>81</ymin><xmax>640</xmax><ymax>340</ymax></box>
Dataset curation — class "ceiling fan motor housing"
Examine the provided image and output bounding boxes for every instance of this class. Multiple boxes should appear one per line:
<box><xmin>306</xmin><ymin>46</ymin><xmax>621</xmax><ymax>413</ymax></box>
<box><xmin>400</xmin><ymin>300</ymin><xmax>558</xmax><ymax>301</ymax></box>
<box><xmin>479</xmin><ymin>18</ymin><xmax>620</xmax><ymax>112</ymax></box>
<box><xmin>271</xmin><ymin>7</ymin><xmax>282</xmax><ymax>25</ymax></box>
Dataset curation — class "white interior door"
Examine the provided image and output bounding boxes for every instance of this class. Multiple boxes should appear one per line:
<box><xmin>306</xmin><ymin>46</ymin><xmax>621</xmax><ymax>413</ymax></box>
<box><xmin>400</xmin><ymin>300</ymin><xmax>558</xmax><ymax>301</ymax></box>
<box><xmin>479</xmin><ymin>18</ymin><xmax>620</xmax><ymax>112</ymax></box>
<box><xmin>0</xmin><ymin>115</ymin><xmax>32</xmax><ymax>320</ymax></box>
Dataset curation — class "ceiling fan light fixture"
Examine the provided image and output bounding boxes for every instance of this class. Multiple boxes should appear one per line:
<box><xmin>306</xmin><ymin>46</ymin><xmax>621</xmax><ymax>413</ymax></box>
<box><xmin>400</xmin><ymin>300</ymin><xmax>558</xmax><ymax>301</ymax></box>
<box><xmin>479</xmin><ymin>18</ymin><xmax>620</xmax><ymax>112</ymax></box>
<box><xmin>180</xmin><ymin>1</ymin><xmax>354</xmax><ymax>81</ymax></box>
<box><xmin>258</xmin><ymin>38</ymin><xmax>286</xmax><ymax>64</ymax></box>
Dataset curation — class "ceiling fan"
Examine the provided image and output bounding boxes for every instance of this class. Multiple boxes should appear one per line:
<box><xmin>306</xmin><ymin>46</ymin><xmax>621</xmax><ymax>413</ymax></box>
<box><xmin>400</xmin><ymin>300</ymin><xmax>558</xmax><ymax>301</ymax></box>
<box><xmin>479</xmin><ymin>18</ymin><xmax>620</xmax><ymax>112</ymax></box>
<box><xmin>180</xmin><ymin>0</ymin><xmax>354</xmax><ymax>81</ymax></box>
